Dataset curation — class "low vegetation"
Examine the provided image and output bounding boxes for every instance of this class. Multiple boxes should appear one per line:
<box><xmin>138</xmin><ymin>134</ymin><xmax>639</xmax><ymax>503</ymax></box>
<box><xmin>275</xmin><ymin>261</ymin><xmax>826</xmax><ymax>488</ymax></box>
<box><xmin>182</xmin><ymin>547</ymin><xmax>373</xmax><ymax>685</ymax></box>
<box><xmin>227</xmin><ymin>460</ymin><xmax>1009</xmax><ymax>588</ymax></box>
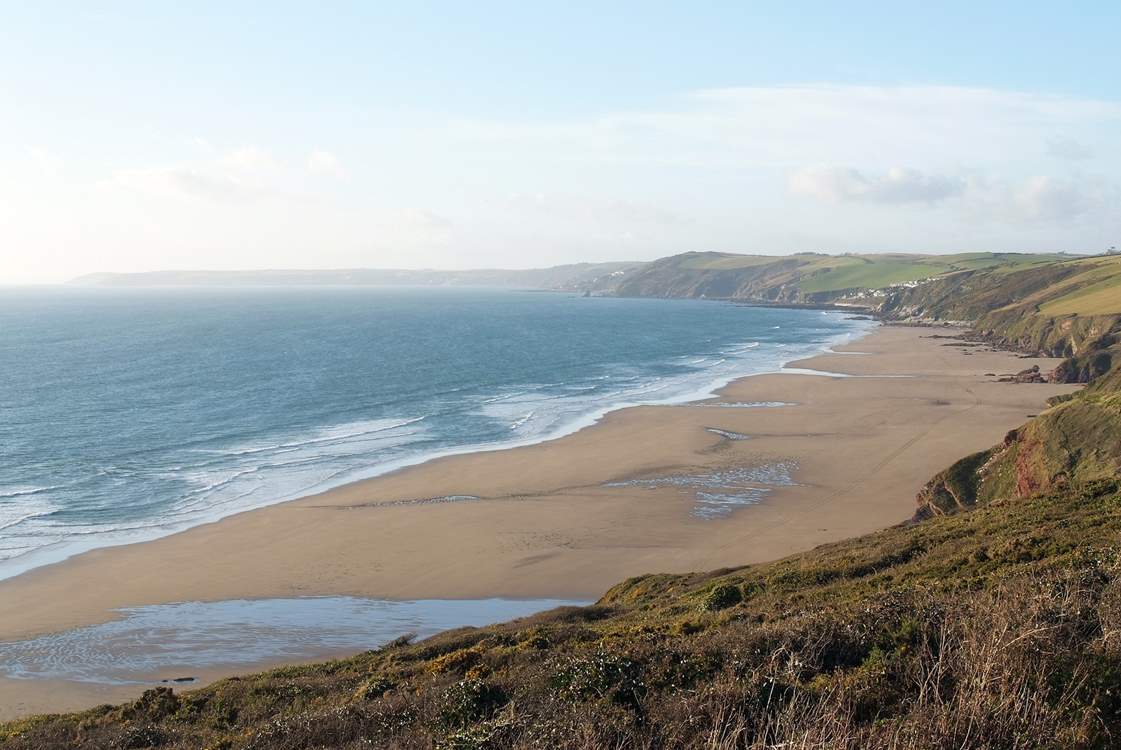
<box><xmin>884</xmin><ymin>254</ymin><xmax>1121</xmax><ymax>370</ymax></box>
<box><xmin>604</xmin><ymin>250</ymin><xmax>1076</xmax><ymax>305</ymax></box>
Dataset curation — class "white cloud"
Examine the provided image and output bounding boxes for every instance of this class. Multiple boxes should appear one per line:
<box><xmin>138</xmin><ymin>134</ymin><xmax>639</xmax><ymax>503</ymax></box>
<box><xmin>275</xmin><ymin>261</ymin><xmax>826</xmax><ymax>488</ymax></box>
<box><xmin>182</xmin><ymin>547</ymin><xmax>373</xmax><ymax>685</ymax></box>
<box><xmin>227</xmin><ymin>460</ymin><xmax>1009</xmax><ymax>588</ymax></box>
<box><xmin>22</xmin><ymin>145</ymin><xmax>63</xmax><ymax>175</ymax></box>
<box><xmin>505</xmin><ymin>192</ymin><xmax>685</xmax><ymax>227</ymax></box>
<box><xmin>789</xmin><ymin>166</ymin><xmax>1111</xmax><ymax>225</ymax></box>
<box><xmin>5</xmin><ymin>85</ymin><xmax>1121</xmax><ymax>282</ymax></box>
<box><xmin>1046</xmin><ymin>136</ymin><xmax>1093</xmax><ymax>161</ymax></box>
<box><xmin>220</xmin><ymin>145</ymin><xmax>280</xmax><ymax>172</ymax></box>
<box><xmin>110</xmin><ymin>167</ymin><xmax>282</xmax><ymax>203</ymax></box>
<box><xmin>788</xmin><ymin>166</ymin><xmax>966</xmax><ymax>204</ymax></box>
<box><xmin>437</xmin><ymin>85</ymin><xmax>1121</xmax><ymax>171</ymax></box>
<box><xmin>307</xmin><ymin>149</ymin><xmax>345</xmax><ymax>177</ymax></box>
<box><xmin>106</xmin><ymin>146</ymin><xmax>292</xmax><ymax>203</ymax></box>
<box><xmin>1012</xmin><ymin>176</ymin><xmax>1102</xmax><ymax>221</ymax></box>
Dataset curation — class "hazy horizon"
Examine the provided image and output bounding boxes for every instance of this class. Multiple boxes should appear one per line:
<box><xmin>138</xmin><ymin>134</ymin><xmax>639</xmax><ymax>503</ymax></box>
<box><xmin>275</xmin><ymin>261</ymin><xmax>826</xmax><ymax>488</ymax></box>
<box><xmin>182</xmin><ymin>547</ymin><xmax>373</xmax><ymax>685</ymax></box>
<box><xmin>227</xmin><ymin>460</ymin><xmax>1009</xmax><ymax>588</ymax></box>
<box><xmin>3</xmin><ymin>2</ymin><xmax>1119</xmax><ymax>284</ymax></box>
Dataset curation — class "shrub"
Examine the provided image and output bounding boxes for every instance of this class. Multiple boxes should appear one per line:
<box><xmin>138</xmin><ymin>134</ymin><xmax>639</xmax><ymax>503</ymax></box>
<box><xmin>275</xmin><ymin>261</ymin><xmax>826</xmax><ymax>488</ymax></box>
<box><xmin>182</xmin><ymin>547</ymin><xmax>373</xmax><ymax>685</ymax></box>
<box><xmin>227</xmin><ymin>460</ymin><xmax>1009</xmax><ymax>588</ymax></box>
<box><xmin>551</xmin><ymin>650</ymin><xmax>645</xmax><ymax>709</ymax></box>
<box><xmin>429</xmin><ymin>647</ymin><xmax>485</xmax><ymax>674</ymax></box>
<box><xmin>701</xmin><ymin>583</ymin><xmax>743</xmax><ymax>611</ymax></box>
<box><xmin>354</xmin><ymin>676</ymin><xmax>395</xmax><ymax>701</ymax></box>
<box><xmin>439</xmin><ymin>679</ymin><xmax>509</xmax><ymax>728</ymax></box>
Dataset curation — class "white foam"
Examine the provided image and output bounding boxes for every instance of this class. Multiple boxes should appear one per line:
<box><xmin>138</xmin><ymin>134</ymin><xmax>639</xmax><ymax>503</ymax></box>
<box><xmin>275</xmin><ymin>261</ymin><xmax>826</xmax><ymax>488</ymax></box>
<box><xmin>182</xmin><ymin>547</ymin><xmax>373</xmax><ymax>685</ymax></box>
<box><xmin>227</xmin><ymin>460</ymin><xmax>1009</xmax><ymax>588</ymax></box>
<box><xmin>705</xmin><ymin>428</ymin><xmax>751</xmax><ymax>440</ymax></box>
<box><xmin>779</xmin><ymin>367</ymin><xmax>912</xmax><ymax>379</ymax></box>
<box><xmin>701</xmin><ymin>401</ymin><xmax>793</xmax><ymax>409</ymax></box>
<box><xmin>0</xmin><ymin>311</ymin><xmax>877</xmax><ymax>582</ymax></box>
<box><xmin>0</xmin><ymin>485</ymin><xmax>64</xmax><ymax>500</ymax></box>
<box><xmin>0</xmin><ymin>506</ymin><xmax>56</xmax><ymax>534</ymax></box>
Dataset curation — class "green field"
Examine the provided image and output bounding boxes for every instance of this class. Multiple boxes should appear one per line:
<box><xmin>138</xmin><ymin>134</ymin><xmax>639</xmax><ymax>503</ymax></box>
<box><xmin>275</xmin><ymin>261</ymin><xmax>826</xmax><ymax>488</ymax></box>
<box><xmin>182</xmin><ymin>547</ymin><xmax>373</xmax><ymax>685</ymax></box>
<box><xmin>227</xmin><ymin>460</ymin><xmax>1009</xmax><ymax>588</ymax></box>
<box><xmin>609</xmin><ymin>250</ymin><xmax>1094</xmax><ymax>303</ymax></box>
<box><xmin>1037</xmin><ymin>256</ymin><xmax>1121</xmax><ymax>316</ymax></box>
<box><xmin>795</xmin><ymin>252</ymin><xmax>1074</xmax><ymax>295</ymax></box>
<box><xmin>796</xmin><ymin>257</ymin><xmax>948</xmax><ymax>293</ymax></box>
<box><xmin>675</xmin><ymin>252</ymin><xmax>783</xmax><ymax>270</ymax></box>
<box><xmin>675</xmin><ymin>251</ymin><xmax>1081</xmax><ymax>296</ymax></box>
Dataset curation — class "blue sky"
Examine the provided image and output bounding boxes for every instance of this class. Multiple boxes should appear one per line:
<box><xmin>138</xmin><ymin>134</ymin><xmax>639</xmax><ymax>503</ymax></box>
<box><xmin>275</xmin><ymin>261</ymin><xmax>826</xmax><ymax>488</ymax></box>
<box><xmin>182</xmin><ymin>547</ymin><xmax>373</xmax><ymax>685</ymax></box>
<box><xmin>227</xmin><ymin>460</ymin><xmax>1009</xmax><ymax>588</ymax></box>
<box><xmin>2</xmin><ymin>2</ymin><xmax>1119</xmax><ymax>281</ymax></box>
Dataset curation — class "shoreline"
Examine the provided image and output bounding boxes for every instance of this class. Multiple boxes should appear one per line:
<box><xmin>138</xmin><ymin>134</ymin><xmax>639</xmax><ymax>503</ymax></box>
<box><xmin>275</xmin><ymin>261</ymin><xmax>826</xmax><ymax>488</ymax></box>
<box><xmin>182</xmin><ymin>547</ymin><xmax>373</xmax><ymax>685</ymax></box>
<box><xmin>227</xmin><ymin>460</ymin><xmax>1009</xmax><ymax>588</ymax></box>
<box><xmin>0</xmin><ymin>325</ymin><xmax>1081</xmax><ymax>719</ymax></box>
<box><xmin>0</xmin><ymin>309</ymin><xmax>874</xmax><ymax>584</ymax></box>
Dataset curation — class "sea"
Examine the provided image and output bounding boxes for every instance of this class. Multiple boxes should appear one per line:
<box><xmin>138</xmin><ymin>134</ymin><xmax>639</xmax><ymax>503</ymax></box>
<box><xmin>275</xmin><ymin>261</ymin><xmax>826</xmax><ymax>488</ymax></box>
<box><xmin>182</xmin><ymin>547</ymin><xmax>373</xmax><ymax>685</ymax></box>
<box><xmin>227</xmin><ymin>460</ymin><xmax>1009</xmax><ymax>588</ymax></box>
<box><xmin>0</xmin><ymin>286</ymin><xmax>872</xmax><ymax>582</ymax></box>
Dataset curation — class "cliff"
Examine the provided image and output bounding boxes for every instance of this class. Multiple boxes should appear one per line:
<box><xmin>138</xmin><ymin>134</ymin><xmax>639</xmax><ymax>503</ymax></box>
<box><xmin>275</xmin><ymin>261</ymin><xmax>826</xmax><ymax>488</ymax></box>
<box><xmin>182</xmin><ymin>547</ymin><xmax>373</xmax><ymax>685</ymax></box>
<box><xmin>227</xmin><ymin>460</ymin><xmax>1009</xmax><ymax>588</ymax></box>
<box><xmin>881</xmin><ymin>254</ymin><xmax>1121</xmax><ymax>379</ymax></box>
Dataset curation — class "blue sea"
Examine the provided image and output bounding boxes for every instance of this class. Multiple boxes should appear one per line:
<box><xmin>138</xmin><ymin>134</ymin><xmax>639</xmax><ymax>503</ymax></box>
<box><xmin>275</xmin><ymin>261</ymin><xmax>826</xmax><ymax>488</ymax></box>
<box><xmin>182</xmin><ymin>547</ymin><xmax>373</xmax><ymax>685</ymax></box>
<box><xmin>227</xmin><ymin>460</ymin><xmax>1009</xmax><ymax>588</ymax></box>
<box><xmin>0</xmin><ymin>287</ymin><xmax>871</xmax><ymax>581</ymax></box>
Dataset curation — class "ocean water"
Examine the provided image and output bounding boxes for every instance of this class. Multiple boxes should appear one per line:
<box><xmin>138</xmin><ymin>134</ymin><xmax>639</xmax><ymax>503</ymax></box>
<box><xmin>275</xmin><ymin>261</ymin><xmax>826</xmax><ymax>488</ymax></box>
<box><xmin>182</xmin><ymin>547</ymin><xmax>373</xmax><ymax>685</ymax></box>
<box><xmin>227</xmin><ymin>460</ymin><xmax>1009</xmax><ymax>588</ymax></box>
<box><xmin>0</xmin><ymin>287</ymin><xmax>871</xmax><ymax>580</ymax></box>
<box><xmin>0</xmin><ymin>596</ymin><xmax>585</xmax><ymax>684</ymax></box>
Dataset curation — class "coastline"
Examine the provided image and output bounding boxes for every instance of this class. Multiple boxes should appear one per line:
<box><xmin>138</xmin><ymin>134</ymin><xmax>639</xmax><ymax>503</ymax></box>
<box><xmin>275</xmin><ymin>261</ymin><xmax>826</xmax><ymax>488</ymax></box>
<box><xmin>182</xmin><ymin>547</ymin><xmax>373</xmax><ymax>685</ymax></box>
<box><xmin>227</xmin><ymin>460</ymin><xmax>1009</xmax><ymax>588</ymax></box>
<box><xmin>0</xmin><ymin>305</ymin><xmax>873</xmax><ymax>585</ymax></box>
<box><xmin>0</xmin><ymin>325</ymin><xmax>1080</xmax><ymax>719</ymax></box>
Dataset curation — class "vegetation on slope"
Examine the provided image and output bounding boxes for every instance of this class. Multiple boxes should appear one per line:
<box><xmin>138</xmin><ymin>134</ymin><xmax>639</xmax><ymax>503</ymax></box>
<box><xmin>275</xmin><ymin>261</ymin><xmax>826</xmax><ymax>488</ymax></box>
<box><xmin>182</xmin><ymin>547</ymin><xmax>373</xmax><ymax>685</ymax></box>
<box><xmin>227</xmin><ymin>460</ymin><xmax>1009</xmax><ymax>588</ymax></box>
<box><xmin>899</xmin><ymin>256</ymin><xmax>1121</xmax><ymax>518</ymax></box>
<box><xmin>917</xmin><ymin>359</ymin><xmax>1121</xmax><ymax>520</ymax></box>
<box><xmin>883</xmin><ymin>254</ymin><xmax>1121</xmax><ymax>382</ymax></box>
<box><xmin>606</xmin><ymin>251</ymin><xmax>1072</xmax><ymax>305</ymax></box>
<box><xmin>4</xmin><ymin>478</ymin><xmax>1120</xmax><ymax>749</ymax></box>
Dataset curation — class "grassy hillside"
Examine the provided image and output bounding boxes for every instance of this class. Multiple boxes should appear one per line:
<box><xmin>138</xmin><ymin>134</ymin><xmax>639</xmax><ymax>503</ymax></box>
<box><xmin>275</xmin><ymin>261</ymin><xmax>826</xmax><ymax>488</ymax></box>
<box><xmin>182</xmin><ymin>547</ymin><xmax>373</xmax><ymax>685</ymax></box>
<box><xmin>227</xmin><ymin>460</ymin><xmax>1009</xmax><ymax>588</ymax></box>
<box><xmin>884</xmin><ymin>254</ymin><xmax>1121</xmax><ymax>323</ymax></box>
<box><xmin>606</xmin><ymin>251</ymin><xmax>1073</xmax><ymax>304</ymax></box>
<box><xmin>72</xmin><ymin>251</ymin><xmax>1092</xmax><ymax>310</ymax></box>
<box><xmin>916</xmin><ymin>363</ymin><xmax>1121</xmax><ymax>519</ymax></box>
<box><xmin>882</xmin><ymin>254</ymin><xmax>1121</xmax><ymax>382</ymax></box>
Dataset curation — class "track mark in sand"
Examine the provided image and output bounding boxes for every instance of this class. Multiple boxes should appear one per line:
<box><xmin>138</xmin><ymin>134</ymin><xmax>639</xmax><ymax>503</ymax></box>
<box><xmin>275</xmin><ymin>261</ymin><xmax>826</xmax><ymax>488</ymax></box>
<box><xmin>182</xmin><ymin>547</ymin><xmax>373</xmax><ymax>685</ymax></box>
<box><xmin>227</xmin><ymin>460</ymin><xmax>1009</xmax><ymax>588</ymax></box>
<box><xmin>712</xmin><ymin>347</ymin><xmax>989</xmax><ymax>554</ymax></box>
<box><xmin>309</xmin><ymin>494</ymin><xmax>480</xmax><ymax>510</ymax></box>
<box><xmin>837</xmin><ymin>348</ymin><xmax>980</xmax><ymax>494</ymax></box>
<box><xmin>513</xmin><ymin>552</ymin><xmax>559</xmax><ymax>568</ymax></box>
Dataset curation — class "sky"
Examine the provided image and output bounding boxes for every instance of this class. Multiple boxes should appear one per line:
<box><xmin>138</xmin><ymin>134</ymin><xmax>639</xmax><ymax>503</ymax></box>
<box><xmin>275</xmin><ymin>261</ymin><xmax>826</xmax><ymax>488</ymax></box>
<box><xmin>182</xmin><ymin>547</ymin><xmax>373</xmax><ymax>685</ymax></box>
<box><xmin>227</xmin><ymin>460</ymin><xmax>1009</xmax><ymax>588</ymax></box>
<box><xmin>1</xmin><ymin>2</ymin><xmax>1119</xmax><ymax>283</ymax></box>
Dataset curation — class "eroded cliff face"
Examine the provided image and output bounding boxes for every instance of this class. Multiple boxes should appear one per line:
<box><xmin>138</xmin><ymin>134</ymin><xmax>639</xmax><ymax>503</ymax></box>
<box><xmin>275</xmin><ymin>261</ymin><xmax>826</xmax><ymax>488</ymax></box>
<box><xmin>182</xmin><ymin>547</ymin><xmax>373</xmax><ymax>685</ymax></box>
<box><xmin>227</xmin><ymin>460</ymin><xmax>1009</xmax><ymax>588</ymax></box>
<box><xmin>610</xmin><ymin>254</ymin><xmax>816</xmax><ymax>303</ymax></box>
<box><xmin>878</xmin><ymin>258</ymin><xmax>1121</xmax><ymax>384</ymax></box>
<box><xmin>880</xmin><ymin>264</ymin><xmax>1082</xmax><ymax>324</ymax></box>
<box><xmin>914</xmin><ymin>365</ymin><xmax>1121</xmax><ymax>519</ymax></box>
<box><xmin>969</xmin><ymin>311</ymin><xmax>1121</xmax><ymax>358</ymax></box>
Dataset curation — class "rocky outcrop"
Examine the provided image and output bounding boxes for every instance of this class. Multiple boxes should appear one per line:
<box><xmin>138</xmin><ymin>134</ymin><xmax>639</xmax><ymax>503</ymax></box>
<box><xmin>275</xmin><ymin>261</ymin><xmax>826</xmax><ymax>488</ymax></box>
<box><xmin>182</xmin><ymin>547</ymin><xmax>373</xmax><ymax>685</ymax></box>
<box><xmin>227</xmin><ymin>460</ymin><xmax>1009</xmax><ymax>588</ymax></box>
<box><xmin>913</xmin><ymin>449</ymin><xmax>993</xmax><ymax>519</ymax></box>
<box><xmin>1050</xmin><ymin>342</ymin><xmax>1120</xmax><ymax>383</ymax></box>
<box><xmin>997</xmin><ymin>365</ymin><xmax>1048</xmax><ymax>384</ymax></box>
<box><xmin>611</xmin><ymin>253</ymin><xmax>816</xmax><ymax>303</ymax></box>
<box><xmin>915</xmin><ymin>362</ymin><xmax>1121</xmax><ymax>519</ymax></box>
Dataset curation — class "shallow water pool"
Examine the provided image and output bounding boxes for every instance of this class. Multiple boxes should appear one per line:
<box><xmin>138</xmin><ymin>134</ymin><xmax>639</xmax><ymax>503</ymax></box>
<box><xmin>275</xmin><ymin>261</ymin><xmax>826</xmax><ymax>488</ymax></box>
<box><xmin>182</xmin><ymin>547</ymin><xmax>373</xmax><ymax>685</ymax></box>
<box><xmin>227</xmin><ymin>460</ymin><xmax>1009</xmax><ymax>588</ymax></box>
<box><xmin>0</xmin><ymin>596</ymin><xmax>584</xmax><ymax>685</ymax></box>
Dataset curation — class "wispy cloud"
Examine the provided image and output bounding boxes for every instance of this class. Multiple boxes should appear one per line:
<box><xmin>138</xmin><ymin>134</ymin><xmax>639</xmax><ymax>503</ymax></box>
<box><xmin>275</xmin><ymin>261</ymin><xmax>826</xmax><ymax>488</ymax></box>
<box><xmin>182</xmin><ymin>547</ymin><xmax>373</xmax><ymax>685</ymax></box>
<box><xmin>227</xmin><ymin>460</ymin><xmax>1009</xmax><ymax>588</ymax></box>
<box><xmin>1046</xmin><ymin>136</ymin><xmax>1094</xmax><ymax>161</ymax></box>
<box><xmin>788</xmin><ymin>166</ymin><xmax>1111</xmax><ymax>225</ymax></box>
<box><xmin>505</xmin><ymin>192</ymin><xmax>686</xmax><ymax>226</ymax></box>
<box><xmin>307</xmin><ymin>149</ymin><xmax>345</xmax><ymax>177</ymax></box>
<box><xmin>1009</xmin><ymin>176</ymin><xmax>1108</xmax><ymax>222</ymax></box>
<box><xmin>436</xmin><ymin>85</ymin><xmax>1121</xmax><ymax>170</ymax></box>
<box><xmin>107</xmin><ymin>146</ymin><xmax>290</xmax><ymax>203</ymax></box>
<box><xmin>6</xmin><ymin>84</ymin><xmax>1121</xmax><ymax>282</ymax></box>
<box><xmin>788</xmin><ymin>166</ymin><xmax>966</xmax><ymax>204</ymax></box>
<box><xmin>110</xmin><ymin>167</ymin><xmax>282</xmax><ymax>203</ymax></box>
<box><xmin>219</xmin><ymin>146</ymin><xmax>280</xmax><ymax>172</ymax></box>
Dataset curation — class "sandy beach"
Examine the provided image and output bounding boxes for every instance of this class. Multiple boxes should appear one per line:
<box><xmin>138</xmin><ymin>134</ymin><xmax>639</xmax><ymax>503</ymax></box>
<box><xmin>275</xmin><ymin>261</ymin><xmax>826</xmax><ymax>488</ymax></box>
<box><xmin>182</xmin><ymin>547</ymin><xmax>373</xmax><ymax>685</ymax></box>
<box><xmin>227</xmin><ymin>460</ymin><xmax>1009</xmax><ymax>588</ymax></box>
<box><xmin>0</xmin><ymin>325</ymin><xmax>1080</xmax><ymax>719</ymax></box>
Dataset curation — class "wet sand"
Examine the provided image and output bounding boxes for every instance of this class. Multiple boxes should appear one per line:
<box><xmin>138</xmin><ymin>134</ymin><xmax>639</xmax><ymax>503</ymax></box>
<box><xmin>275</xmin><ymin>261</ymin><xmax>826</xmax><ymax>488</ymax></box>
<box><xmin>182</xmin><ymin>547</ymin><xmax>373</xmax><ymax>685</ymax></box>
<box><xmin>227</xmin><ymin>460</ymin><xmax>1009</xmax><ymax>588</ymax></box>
<box><xmin>0</xmin><ymin>325</ymin><xmax>1079</xmax><ymax>719</ymax></box>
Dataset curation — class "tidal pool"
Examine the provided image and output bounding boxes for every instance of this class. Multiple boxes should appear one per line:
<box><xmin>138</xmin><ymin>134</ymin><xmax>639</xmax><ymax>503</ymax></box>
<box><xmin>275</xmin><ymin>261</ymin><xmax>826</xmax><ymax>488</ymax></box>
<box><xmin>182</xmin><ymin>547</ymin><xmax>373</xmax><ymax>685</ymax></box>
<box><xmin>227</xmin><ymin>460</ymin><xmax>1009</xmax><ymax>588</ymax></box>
<box><xmin>0</xmin><ymin>596</ymin><xmax>584</xmax><ymax>685</ymax></box>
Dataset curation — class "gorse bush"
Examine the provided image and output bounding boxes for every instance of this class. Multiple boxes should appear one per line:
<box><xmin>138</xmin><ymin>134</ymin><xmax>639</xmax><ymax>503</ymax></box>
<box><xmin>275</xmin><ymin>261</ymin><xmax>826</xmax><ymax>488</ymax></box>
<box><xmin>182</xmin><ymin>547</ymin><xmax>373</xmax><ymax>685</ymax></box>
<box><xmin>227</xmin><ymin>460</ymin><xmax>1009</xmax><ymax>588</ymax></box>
<box><xmin>438</xmin><ymin>679</ymin><xmax>508</xmax><ymax>729</ymax></box>
<box><xmin>701</xmin><ymin>583</ymin><xmax>743</xmax><ymax>611</ymax></box>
